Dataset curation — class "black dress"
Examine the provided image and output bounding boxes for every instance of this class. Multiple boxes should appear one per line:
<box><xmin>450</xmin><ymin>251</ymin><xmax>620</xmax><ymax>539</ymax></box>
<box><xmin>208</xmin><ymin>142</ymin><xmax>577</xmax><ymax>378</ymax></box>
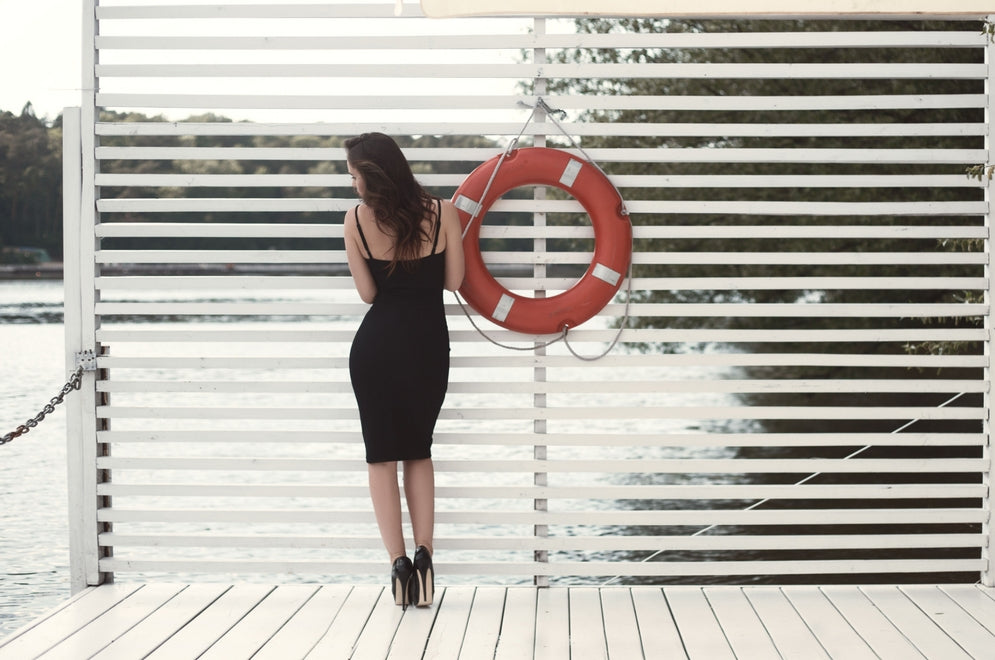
<box><xmin>349</xmin><ymin>200</ymin><xmax>450</xmax><ymax>463</ymax></box>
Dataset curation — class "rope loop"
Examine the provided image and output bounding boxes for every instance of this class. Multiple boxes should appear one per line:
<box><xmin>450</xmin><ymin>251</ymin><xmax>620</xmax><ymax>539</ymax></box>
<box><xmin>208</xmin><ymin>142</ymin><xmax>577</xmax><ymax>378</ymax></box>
<box><xmin>455</xmin><ymin>97</ymin><xmax>633</xmax><ymax>359</ymax></box>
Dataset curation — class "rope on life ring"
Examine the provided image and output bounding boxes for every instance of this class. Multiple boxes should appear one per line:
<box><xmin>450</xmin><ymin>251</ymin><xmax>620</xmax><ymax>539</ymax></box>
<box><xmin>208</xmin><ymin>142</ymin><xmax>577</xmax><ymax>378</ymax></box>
<box><xmin>452</xmin><ymin>146</ymin><xmax>632</xmax><ymax>336</ymax></box>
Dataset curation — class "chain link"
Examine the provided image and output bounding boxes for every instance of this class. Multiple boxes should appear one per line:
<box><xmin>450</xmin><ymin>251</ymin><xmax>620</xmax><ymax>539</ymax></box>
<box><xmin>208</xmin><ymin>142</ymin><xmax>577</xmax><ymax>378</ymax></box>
<box><xmin>1</xmin><ymin>366</ymin><xmax>85</xmax><ymax>446</ymax></box>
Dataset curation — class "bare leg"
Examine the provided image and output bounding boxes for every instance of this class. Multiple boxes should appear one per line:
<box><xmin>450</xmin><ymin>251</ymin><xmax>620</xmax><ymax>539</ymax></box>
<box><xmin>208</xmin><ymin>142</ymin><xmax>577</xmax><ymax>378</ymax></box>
<box><xmin>368</xmin><ymin>461</ymin><xmax>406</xmax><ymax>561</ymax></box>
<box><xmin>403</xmin><ymin>458</ymin><xmax>435</xmax><ymax>555</ymax></box>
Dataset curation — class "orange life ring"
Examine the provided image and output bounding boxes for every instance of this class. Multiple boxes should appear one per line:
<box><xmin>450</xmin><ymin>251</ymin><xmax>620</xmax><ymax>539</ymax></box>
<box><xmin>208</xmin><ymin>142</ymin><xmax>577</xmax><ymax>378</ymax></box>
<box><xmin>452</xmin><ymin>147</ymin><xmax>631</xmax><ymax>335</ymax></box>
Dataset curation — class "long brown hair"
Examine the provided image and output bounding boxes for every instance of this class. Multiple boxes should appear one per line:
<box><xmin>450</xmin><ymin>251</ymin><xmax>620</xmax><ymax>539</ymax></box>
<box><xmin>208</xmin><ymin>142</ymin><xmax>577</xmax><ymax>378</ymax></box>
<box><xmin>345</xmin><ymin>133</ymin><xmax>436</xmax><ymax>271</ymax></box>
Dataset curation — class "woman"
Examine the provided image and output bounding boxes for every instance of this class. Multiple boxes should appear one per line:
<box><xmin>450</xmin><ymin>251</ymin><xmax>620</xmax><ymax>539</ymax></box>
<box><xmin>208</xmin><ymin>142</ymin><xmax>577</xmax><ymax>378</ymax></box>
<box><xmin>343</xmin><ymin>133</ymin><xmax>464</xmax><ymax>609</ymax></box>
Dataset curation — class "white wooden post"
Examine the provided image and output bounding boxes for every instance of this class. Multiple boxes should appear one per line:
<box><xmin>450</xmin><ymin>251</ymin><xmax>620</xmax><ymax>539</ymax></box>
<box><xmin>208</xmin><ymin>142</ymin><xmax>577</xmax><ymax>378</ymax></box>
<box><xmin>531</xmin><ymin>15</ymin><xmax>550</xmax><ymax>588</ymax></box>
<box><xmin>64</xmin><ymin>0</ymin><xmax>106</xmax><ymax>592</ymax></box>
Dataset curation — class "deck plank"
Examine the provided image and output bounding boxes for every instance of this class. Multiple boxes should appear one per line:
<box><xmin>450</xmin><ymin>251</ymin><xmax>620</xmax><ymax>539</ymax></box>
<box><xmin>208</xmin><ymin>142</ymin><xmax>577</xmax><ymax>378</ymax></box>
<box><xmin>600</xmin><ymin>588</ymin><xmax>644</xmax><ymax>659</ymax></box>
<box><xmin>252</xmin><ymin>585</ymin><xmax>351</xmax><ymax>660</ymax></box>
<box><xmin>860</xmin><ymin>585</ymin><xmax>973</xmax><ymax>660</ymax></box>
<box><xmin>665</xmin><ymin>586</ymin><xmax>736</xmax><ymax>659</ymax></box>
<box><xmin>900</xmin><ymin>585</ymin><xmax>995</xmax><ymax>660</ymax></box>
<box><xmin>630</xmin><ymin>587</ymin><xmax>687</xmax><ymax>659</ymax></box>
<box><xmin>568</xmin><ymin>588</ymin><xmax>609</xmax><ymax>660</ymax></box>
<box><xmin>704</xmin><ymin>587</ymin><xmax>780</xmax><ymax>660</ymax></box>
<box><xmin>534</xmin><ymin>587</ymin><xmax>570</xmax><ymax>660</ymax></box>
<box><xmin>386</xmin><ymin>596</ymin><xmax>438</xmax><ymax>660</ymax></box>
<box><xmin>199</xmin><ymin>584</ymin><xmax>318</xmax><ymax>659</ymax></box>
<box><xmin>782</xmin><ymin>585</ymin><xmax>877</xmax><ymax>660</ymax></box>
<box><xmin>494</xmin><ymin>587</ymin><xmax>537</xmax><ymax>660</ymax></box>
<box><xmin>351</xmin><ymin>588</ymin><xmax>407</xmax><ymax>660</ymax></box>
<box><xmin>460</xmin><ymin>587</ymin><xmax>507</xmax><ymax>659</ymax></box>
<box><xmin>92</xmin><ymin>584</ymin><xmax>231</xmax><ymax>659</ymax></box>
<box><xmin>939</xmin><ymin>584</ymin><xmax>995</xmax><ymax>635</ymax></box>
<box><xmin>144</xmin><ymin>583</ymin><xmax>274</xmax><ymax>660</ymax></box>
<box><xmin>821</xmin><ymin>586</ymin><xmax>926</xmax><ymax>660</ymax></box>
<box><xmin>5</xmin><ymin>583</ymin><xmax>995</xmax><ymax>659</ymax></box>
<box><xmin>0</xmin><ymin>584</ymin><xmax>141</xmax><ymax>660</ymax></box>
<box><xmin>423</xmin><ymin>586</ymin><xmax>474</xmax><ymax>658</ymax></box>
<box><xmin>304</xmin><ymin>585</ymin><xmax>382</xmax><ymax>659</ymax></box>
<box><xmin>42</xmin><ymin>584</ymin><xmax>186</xmax><ymax>660</ymax></box>
<box><xmin>743</xmin><ymin>587</ymin><xmax>829</xmax><ymax>659</ymax></box>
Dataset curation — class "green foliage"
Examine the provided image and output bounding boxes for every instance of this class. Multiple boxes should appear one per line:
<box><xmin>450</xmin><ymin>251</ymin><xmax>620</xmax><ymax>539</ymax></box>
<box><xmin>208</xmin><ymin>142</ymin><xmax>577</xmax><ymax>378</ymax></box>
<box><xmin>543</xmin><ymin>18</ymin><xmax>985</xmax><ymax>367</ymax></box>
<box><xmin>0</xmin><ymin>103</ymin><xmax>62</xmax><ymax>259</ymax></box>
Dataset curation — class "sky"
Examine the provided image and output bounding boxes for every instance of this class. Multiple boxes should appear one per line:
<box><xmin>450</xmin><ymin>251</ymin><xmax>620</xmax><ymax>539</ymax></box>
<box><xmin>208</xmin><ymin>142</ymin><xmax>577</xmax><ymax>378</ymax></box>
<box><xmin>0</xmin><ymin>0</ymin><xmax>82</xmax><ymax>120</ymax></box>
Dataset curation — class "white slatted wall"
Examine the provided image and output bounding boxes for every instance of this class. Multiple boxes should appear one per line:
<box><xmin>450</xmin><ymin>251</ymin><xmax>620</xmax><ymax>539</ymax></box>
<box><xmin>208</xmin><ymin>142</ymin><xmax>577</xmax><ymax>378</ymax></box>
<box><xmin>63</xmin><ymin>1</ymin><xmax>994</xmax><ymax>589</ymax></box>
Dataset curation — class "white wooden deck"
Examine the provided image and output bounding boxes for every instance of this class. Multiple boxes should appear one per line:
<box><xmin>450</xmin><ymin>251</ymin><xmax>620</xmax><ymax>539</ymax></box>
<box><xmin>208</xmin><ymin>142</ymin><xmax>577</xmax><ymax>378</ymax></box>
<box><xmin>1</xmin><ymin>583</ymin><xmax>993</xmax><ymax>659</ymax></box>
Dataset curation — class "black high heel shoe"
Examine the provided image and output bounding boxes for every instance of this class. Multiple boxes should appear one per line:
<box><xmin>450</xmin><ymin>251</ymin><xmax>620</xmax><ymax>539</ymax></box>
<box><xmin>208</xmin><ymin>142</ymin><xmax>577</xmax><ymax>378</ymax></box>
<box><xmin>411</xmin><ymin>546</ymin><xmax>434</xmax><ymax>607</ymax></box>
<box><xmin>391</xmin><ymin>556</ymin><xmax>413</xmax><ymax>610</ymax></box>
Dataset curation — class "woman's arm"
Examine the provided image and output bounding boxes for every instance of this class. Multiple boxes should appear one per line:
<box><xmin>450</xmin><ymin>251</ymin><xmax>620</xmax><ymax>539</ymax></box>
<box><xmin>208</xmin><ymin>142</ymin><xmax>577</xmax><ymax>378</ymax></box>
<box><xmin>439</xmin><ymin>200</ymin><xmax>465</xmax><ymax>292</ymax></box>
<box><xmin>343</xmin><ymin>206</ymin><xmax>378</xmax><ymax>303</ymax></box>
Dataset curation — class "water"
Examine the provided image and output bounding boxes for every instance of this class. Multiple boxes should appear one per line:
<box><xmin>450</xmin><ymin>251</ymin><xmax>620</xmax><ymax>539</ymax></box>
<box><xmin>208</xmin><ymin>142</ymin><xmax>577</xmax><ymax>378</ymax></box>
<box><xmin>0</xmin><ymin>279</ymin><xmax>744</xmax><ymax>639</ymax></box>
<box><xmin>0</xmin><ymin>281</ymin><xmax>71</xmax><ymax>638</ymax></box>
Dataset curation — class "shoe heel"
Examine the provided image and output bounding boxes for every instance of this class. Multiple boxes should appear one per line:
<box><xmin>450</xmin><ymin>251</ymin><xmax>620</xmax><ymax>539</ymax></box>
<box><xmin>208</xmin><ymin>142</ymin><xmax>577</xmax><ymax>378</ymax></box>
<box><xmin>413</xmin><ymin>546</ymin><xmax>434</xmax><ymax>607</ymax></box>
<box><xmin>391</xmin><ymin>556</ymin><xmax>413</xmax><ymax>610</ymax></box>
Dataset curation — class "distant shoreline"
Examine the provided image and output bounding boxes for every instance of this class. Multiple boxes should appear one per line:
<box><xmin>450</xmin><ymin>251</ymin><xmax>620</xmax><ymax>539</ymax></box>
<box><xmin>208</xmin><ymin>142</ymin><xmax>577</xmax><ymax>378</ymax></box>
<box><xmin>0</xmin><ymin>263</ymin><xmax>353</xmax><ymax>280</ymax></box>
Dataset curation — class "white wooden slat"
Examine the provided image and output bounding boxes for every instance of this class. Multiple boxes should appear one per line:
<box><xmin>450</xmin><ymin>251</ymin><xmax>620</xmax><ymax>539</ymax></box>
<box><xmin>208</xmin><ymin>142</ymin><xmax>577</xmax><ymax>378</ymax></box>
<box><xmin>302</xmin><ymin>586</ymin><xmax>382</xmax><ymax>659</ymax></box>
<box><xmin>704</xmin><ymin>587</ymin><xmax>782</xmax><ymax>660</ymax></box>
<box><xmin>91</xmin><ymin>144</ymin><xmax>984</xmax><ymax>164</ymax></box>
<box><xmin>98</xmin><ymin>533</ymin><xmax>986</xmax><ymax>552</ymax></box>
<box><xmin>92</xmin><ymin>353</ymin><xmax>989</xmax><ymax>369</ymax></box>
<box><xmin>95</xmin><ymin>430</ymin><xmax>985</xmax><ymax>448</ymax></box>
<box><xmin>95</xmin><ymin>275</ymin><xmax>988</xmax><ymax>292</ymax></box>
<box><xmin>95</xmin><ymin>557</ymin><xmax>987</xmax><ymax>578</ymax></box>
<box><xmin>743</xmin><ymin>588</ymin><xmax>831</xmax><ymax>660</ymax></box>
<box><xmin>94</xmin><ymin>62</ymin><xmax>988</xmax><ymax>80</ymax></box>
<box><xmin>94</xmin><ymin>507</ymin><xmax>988</xmax><ymax>527</ymax></box>
<box><xmin>96</xmin><ymin>3</ymin><xmax>422</xmax><ymax>20</ymax></box>
<box><xmin>96</xmin><ymin>326</ymin><xmax>986</xmax><ymax>348</ymax></box>
<box><xmin>250</xmin><ymin>586</ymin><xmax>349</xmax><ymax>660</ymax></box>
<box><xmin>92</xmin><ymin>31</ymin><xmax>986</xmax><ymax>51</ymax></box>
<box><xmin>88</xmin><ymin>90</ymin><xmax>990</xmax><ymax>110</ymax></box>
<box><xmin>94</xmin><ymin>197</ymin><xmax>988</xmax><ymax>215</ymax></box>
<box><xmin>92</xmin><ymin>222</ymin><xmax>987</xmax><ymax>241</ymax></box>
<box><xmin>95</xmin><ymin>483</ymin><xmax>985</xmax><ymax>501</ymax></box>
<box><xmin>859</xmin><ymin>586</ymin><xmax>973</xmax><ymax>660</ymax></box>
<box><xmin>89</xmin><ymin>300</ymin><xmax>985</xmax><ymax>318</ymax></box>
<box><xmin>92</xmin><ymin>170</ymin><xmax>985</xmax><ymax>188</ymax></box>
<box><xmin>144</xmin><ymin>584</ymin><xmax>275</xmax><ymax>660</ymax></box>
<box><xmin>93</xmin><ymin>454</ymin><xmax>988</xmax><ymax>474</ymax></box>
<box><xmin>90</xmin><ymin>584</ymin><xmax>232</xmax><ymax>660</ymax></box>
<box><xmin>198</xmin><ymin>586</ymin><xmax>319</xmax><ymax>659</ymax></box>
<box><xmin>422</xmin><ymin>586</ymin><xmax>475</xmax><ymax>659</ymax></box>
<box><xmin>821</xmin><ymin>586</ymin><xmax>928</xmax><ymax>660</ymax></box>
<box><xmin>89</xmin><ymin>376</ymin><xmax>986</xmax><ymax>395</ymax></box>
<box><xmin>93</xmin><ymin>403</ymin><xmax>985</xmax><ymax>422</ymax></box>
<box><xmin>91</xmin><ymin>142</ymin><xmax>986</xmax><ymax>164</ymax></box>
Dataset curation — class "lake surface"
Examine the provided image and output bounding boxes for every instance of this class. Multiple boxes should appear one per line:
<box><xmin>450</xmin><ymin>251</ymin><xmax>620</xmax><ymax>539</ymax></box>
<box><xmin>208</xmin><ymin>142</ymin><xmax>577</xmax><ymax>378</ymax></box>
<box><xmin>0</xmin><ymin>281</ymin><xmax>72</xmax><ymax>638</ymax></box>
<box><xmin>0</xmin><ymin>279</ymin><xmax>737</xmax><ymax>638</ymax></box>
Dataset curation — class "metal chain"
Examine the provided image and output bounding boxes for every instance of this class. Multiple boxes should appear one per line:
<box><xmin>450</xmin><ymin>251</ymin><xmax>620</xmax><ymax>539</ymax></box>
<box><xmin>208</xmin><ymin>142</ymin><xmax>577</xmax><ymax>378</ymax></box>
<box><xmin>1</xmin><ymin>366</ymin><xmax>85</xmax><ymax>446</ymax></box>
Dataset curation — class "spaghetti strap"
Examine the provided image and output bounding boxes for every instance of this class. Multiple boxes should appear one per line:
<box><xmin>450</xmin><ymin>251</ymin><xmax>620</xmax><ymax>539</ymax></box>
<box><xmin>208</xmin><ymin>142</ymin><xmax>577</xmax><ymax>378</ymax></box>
<box><xmin>353</xmin><ymin>205</ymin><xmax>374</xmax><ymax>259</ymax></box>
<box><xmin>431</xmin><ymin>199</ymin><xmax>443</xmax><ymax>254</ymax></box>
